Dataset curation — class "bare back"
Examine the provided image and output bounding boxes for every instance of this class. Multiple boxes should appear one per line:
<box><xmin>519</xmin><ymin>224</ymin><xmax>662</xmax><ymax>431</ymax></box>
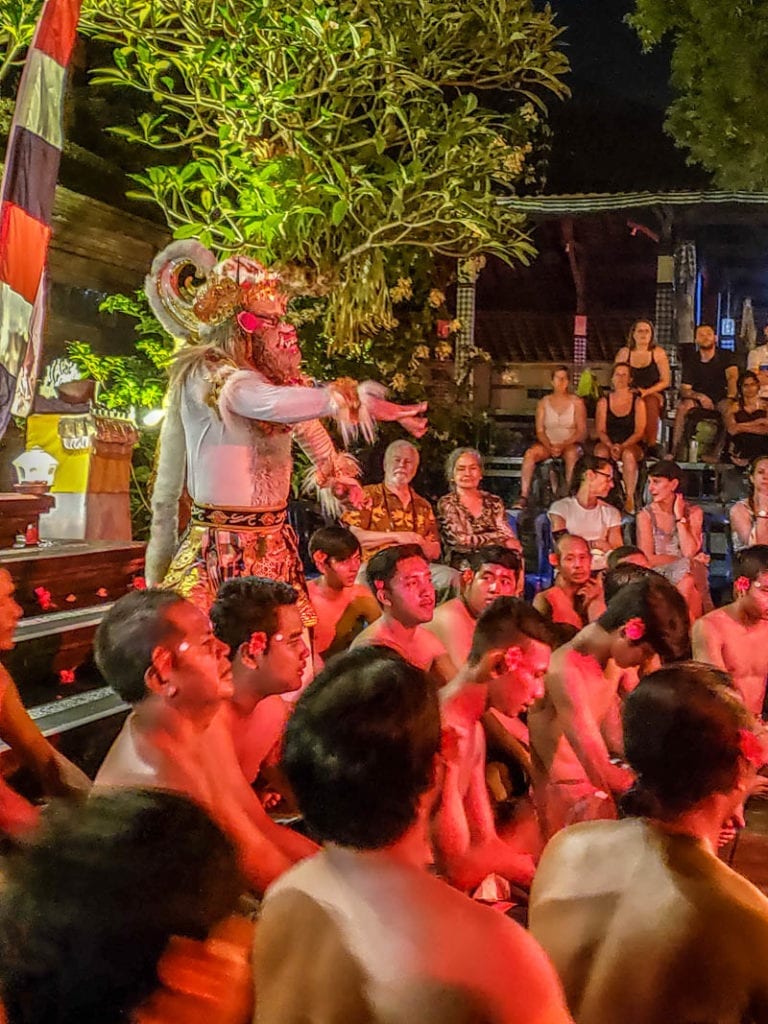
<box><xmin>424</xmin><ymin>597</ymin><xmax>476</xmax><ymax>669</ymax></box>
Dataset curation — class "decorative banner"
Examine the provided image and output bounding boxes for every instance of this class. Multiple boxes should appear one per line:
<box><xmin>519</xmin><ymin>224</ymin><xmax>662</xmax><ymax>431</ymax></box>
<box><xmin>0</xmin><ymin>0</ymin><xmax>83</xmax><ymax>435</ymax></box>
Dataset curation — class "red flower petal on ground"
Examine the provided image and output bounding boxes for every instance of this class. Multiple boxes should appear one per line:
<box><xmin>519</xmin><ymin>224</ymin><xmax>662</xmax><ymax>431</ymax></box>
<box><xmin>59</xmin><ymin>669</ymin><xmax>75</xmax><ymax>685</ymax></box>
<box><xmin>33</xmin><ymin>586</ymin><xmax>54</xmax><ymax>610</ymax></box>
<box><xmin>96</xmin><ymin>588</ymin><xmax>108</xmax><ymax>598</ymax></box>
<box><xmin>132</xmin><ymin>577</ymin><xmax>147</xmax><ymax>590</ymax></box>
<box><xmin>65</xmin><ymin>594</ymin><xmax>76</xmax><ymax>603</ymax></box>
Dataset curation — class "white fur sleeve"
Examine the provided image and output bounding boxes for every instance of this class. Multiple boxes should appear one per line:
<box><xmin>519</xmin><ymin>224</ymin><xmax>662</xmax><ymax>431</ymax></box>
<box><xmin>145</xmin><ymin>394</ymin><xmax>186</xmax><ymax>586</ymax></box>
<box><xmin>220</xmin><ymin>370</ymin><xmax>333</xmax><ymax>424</ymax></box>
<box><xmin>293</xmin><ymin>418</ymin><xmax>361</xmax><ymax>519</ymax></box>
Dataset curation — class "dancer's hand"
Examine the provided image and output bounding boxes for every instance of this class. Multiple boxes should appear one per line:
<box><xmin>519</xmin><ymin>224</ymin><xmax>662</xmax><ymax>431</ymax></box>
<box><xmin>369</xmin><ymin>396</ymin><xmax>428</xmax><ymax>431</ymax></box>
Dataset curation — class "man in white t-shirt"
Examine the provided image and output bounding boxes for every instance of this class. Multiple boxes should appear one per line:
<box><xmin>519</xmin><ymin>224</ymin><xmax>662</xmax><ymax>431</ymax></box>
<box><xmin>548</xmin><ymin>455</ymin><xmax>623</xmax><ymax>571</ymax></box>
<box><xmin>748</xmin><ymin>325</ymin><xmax>768</xmax><ymax>399</ymax></box>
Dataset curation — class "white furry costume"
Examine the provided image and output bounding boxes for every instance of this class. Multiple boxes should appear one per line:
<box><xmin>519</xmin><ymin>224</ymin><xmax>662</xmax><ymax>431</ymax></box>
<box><xmin>144</xmin><ymin>241</ymin><xmax>382</xmax><ymax>619</ymax></box>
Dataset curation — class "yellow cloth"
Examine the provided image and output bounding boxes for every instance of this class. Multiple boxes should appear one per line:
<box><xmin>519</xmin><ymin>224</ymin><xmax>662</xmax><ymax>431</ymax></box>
<box><xmin>26</xmin><ymin>414</ymin><xmax>90</xmax><ymax>494</ymax></box>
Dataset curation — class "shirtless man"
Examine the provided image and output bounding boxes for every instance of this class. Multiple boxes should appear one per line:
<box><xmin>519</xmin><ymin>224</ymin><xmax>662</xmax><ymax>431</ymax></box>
<box><xmin>533</xmin><ymin>534</ymin><xmax>604</xmax><ymax>630</ymax></box>
<box><xmin>257</xmin><ymin>647</ymin><xmax>572</xmax><ymax>1024</ymax></box>
<box><xmin>306</xmin><ymin>525</ymin><xmax>381</xmax><ymax>670</ymax></box>
<box><xmin>352</xmin><ymin>544</ymin><xmax>457</xmax><ymax>687</ymax></box>
<box><xmin>528</xmin><ymin>575</ymin><xmax>690</xmax><ymax>839</ymax></box>
<box><xmin>93</xmin><ymin>589</ymin><xmax>317</xmax><ymax>893</ymax></box>
<box><xmin>425</xmin><ymin>545</ymin><xmax>522</xmax><ymax>668</ymax></box>
<box><xmin>436</xmin><ymin>598</ymin><xmax>555</xmax><ymax>893</ymax></box>
<box><xmin>530</xmin><ymin>663</ymin><xmax>768</xmax><ymax>1024</ymax></box>
<box><xmin>693</xmin><ymin>544</ymin><xmax>768</xmax><ymax>718</ymax></box>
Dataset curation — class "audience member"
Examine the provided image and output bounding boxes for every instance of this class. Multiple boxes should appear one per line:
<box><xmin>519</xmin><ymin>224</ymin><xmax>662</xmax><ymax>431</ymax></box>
<box><xmin>210</xmin><ymin>577</ymin><xmax>307</xmax><ymax>786</ymax></box>
<box><xmin>693</xmin><ymin>545</ymin><xmax>768</xmax><ymax>717</ymax></box>
<box><xmin>352</xmin><ymin>544</ymin><xmax>457</xmax><ymax>686</ymax></box>
<box><xmin>530</xmin><ymin>663</ymin><xmax>768</xmax><ymax>1024</ymax></box>
<box><xmin>672</xmin><ymin>323</ymin><xmax>738</xmax><ymax>460</ymax></box>
<box><xmin>747</xmin><ymin>323</ymin><xmax>768</xmax><ymax>398</ymax></box>
<box><xmin>533</xmin><ymin>534</ymin><xmax>603</xmax><ymax>630</ymax></box>
<box><xmin>93</xmin><ymin>589</ymin><xmax>316</xmax><ymax>892</ymax></box>
<box><xmin>342</xmin><ymin>439</ymin><xmax>440</xmax><ymax>563</ymax></box>
<box><xmin>437</xmin><ymin>447</ymin><xmax>522</xmax><ymax>567</ymax></box>
<box><xmin>548</xmin><ymin>455</ymin><xmax>623</xmax><ymax>571</ymax></box>
<box><xmin>425</xmin><ymin>545</ymin><xmax>523</xmax><ymax>668</ymax></box>
<box><xmin>731</xmin><ymin>455</ymin><xmax>768</xmax><ymax>551</ymax></box>
<box><xmin>636</xmin><ymin>460</ymin><xmax>710</xmax><ymax>620</ymax></box>
<box><xmin>0</xmin><ymin>568</ymin><xmax>90</xmax><ymax>836</ymax></box>
<box><xmin>257</xmin><ymin>647</ymin><xmax>572</xmax><ymax>1023</ymax></box>
<box><xmin>0</xmin><ymin>789</ymin><xmax>252</xmax><ymax>1024</ymax></box>
<box><xmin>605</xmin><ymin>545</ymin><xmax>649</xmax><ymax>569</ymax></box>
<box><xmin>436</xmin><ymin>598</ymin><xmax>556</xmax><ymax>893</ymax></box>
<box><xmin>726</xmin><ymin>371</ymin><xmax>768</xmax><ymax>466</ymax></box>
<box><xmin>613</xmin><ymin>318</ymin><xmax>671</xmax><ymax>447</ymax></box>
<box><xmin>306</xmin><ymin>526</ymin><xmax>380</xmax><ymax>669</ymax></box>
<box><xmin>516</xmin><ymin>366</ymin><xmax>587</xmax><ymax>509</ymax></box>
<box><xmin>594</xmin><ymin>362</ymin><xmax>646</xmax><ymax>513</ymax></box>
<box><xmin>528</xmin><ymin>575</ymin><xmax>690</xmax><ymax>838</ymax></box>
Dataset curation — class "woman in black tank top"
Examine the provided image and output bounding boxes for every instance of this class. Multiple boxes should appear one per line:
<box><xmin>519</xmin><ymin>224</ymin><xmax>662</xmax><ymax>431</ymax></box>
<box><xmin>595</xmin><ymin>362</ymin><xmax>647</xmax><ymax>513</ymax></box>
<box><xmin>613</xmin><ymin>319</ymin><xmax>671</xmax><ymax>446</ymax></box>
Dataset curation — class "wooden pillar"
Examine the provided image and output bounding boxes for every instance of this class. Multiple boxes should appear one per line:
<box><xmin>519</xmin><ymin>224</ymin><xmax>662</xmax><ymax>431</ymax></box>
<box><xmin>562</xmin><ymin>218</ymin><xmax>587</xmax><ymax>377</ymax></box>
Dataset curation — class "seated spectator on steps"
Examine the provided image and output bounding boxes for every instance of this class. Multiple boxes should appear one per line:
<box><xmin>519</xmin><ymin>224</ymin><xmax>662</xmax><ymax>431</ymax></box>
<box><xmin>306</xmin><ymin>526</ymin><xmax>380</xmax><ymax>671</ymax></box>
<box><xmin>437</xmin><ymin>447</ymin><xmax>522</xmax><ymax>568</ymax></box>
<box><xmin>533</xmin><ymin>534</ymin><xmax>604</xmax><ymax>630</ymax></box>
<box><xmin>613</xmin><ymin>318</ymin><xmax>671</xmax><ymax>449</ymax></box>
<box><xmin>605</xmin><ymin>545</ymin><xmax>649</xmax><ymax>570</ymax></box>
<box><xmin>0</xmin><ymin>789</ymin><xmax>253</xmax><ymax>1024</ymax></box>
<box><xmin>256</xmin><ymin>646</ymin><xmax>572</xmax><ymax>1024</ymax></box>
<box><xmin>528</xmin><ymin>575</ymin><xmax>691</xmax><ymax>840</ymax></box>
<box><xmin>516</xmin><ymin>366</ymin><xmax>587</xmax><ymax>510</ymax></box>
<box><xmin>210</xmin><ymin>577</ymin><xmax>308</xmax><ymax>791</ymax></box>
<box><xmin>748</xmin><ymin>323</ymin><xmax>768</xmax><ymax>398</ymax></box>
<box><xmin>672</xmin><ymin>323</ymin><xmax>738</xmax><ymax>460</ymax></box>
<box><xmin>530</xmin><ymin>663</ymin><xmax>768</xmax><ymax>1024</ymax></box>
<box><xmin>93</xmin><ymin>589</ymin><xmax>317</xmax><ymax>893</ymax></box>
<box><xmin>548</xmin><ymin>455</ymin><xmax>623</xmax><ymax>572</ymax></box>
<box><xmin>594</xmin><ymin>362</ymin><xmax>646</xmax><ymax>514</ymax></box>
<box><xmin>425</xmin><ymin>545</ymin><xmax>523</xmax><ymax>669</ymax></box>
<box><xmin>636</xmin><ymin>460</ymin><xmax>710</xmax><ymax>621</ymax></box>
<box><xmin>731</xmin><ymin>455</ymin><xmax>768</xmax><ymax>552</ymax></box>
<box><xmin>352</xmin><ymin>544</ymin><xmax>457</xmax><ymax>687</ymax></box>
<box><xmin>436</xmin><ymin>598</ymin><xmax>557</xmax><ymax>895</ymax></box>
<box><xmin>726</xmin><ymin>371</ymin><xmax>768</xmax><ymax>467</ymax></box>
<box><xmin>0</xmin><ymin>568</ymin><xmax>90</xmax><ymax>837</ymax></box>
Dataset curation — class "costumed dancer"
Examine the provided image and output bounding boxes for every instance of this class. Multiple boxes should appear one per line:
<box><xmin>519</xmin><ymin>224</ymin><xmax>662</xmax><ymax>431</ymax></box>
<box><xmin>144</xmin><ymin>241</ymin><xmax>427</xmax><ymax>621</ymax></box>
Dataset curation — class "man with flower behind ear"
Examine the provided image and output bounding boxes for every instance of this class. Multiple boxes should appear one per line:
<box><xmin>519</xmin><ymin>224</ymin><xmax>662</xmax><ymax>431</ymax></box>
<box><xmin>528</xmin><ymin>575</ymin><xmax>690</xmax><ymax>839</ymax></box>
<box><xmin>694</xmin><ymin>545</ymin><xmax>768</xmax><ymax>719</ymax></box>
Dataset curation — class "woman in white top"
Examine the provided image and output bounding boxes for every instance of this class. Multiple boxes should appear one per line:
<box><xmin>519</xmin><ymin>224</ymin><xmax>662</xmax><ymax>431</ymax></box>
<box><xmin>730</xmin><ymin>455</ymin><xmax>768</xmax><ymax>551</ymax></box>
<box><xmin>548</xmin><ymin>455</ymin><xmax>623</xmax><ymax>571</ymax></box>
<box><xmin>517</xmin><ymin>365</ymin><xmax>587</xmax><ymax>508</ymax></box>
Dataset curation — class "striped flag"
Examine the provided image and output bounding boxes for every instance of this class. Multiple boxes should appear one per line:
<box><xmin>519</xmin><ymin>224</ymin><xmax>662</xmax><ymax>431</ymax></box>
<box><xmin>0</xmin><ymin>0</ymin><xmax>82</xmax><ymax>435</ymax></box>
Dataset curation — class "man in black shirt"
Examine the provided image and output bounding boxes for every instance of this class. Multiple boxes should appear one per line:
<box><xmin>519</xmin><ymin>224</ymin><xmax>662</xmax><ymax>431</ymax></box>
<box><xmin>672</xmin><ymin>323</ymin><xmax>737</xmax><ymax>458</ymax></box>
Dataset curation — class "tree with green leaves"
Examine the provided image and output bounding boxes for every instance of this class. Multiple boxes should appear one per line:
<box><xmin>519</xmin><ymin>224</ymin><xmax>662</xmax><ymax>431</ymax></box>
<box><xmin>81</xmin><ymin>0</ymin><xmax>568</xmax><ymax>345</ymax></box>
<box><xmin>0</xmin><ymin>0</ymin><xmax>38</xmax><ymax>85</ymax></box>
<box><xmin>629</xmin><ymin>0</ymin><xmax>768</xmax><ymax>189</ymax></box>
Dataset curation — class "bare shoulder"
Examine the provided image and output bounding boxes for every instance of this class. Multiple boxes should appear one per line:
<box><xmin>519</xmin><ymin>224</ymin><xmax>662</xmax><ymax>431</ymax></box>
<box><xmin>614</xmin><ymin>347</ymin><xmax>629</xmax><ymax>363</ymax></box>
<box><xmin>418</xmin><ymin>625</ymin><xmax>448</xmax><ymax>658</ymax></box>
<box><xmin>350</xmin><ymin>619</ymin><xmax>379</xmax><ymax>648</ymax></box>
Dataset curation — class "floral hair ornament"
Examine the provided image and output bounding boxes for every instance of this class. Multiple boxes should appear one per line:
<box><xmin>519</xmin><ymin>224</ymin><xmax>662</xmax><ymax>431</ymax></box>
<box><xmin>374</xmin><ymin>579</ymin><xmax>386</xmax><ymax>594</ymax></box>
<box><xmin>247</xmin><ymin>632</ymin><xmax>267</xmax><ymax>658</ymax></box>
<box><xmin>738</xmin><ymin>729</ymin><xmax>764</xmax><ymax>768</ymax></box>
<box><xmin>735</xmin><ymin>576</ymin><xmax>751</xmax><ymax>596</ymax></box>
<box><xmin>623</xmin><ymin>617</ymin><xmax>646</xmax><ymax>642</ymax></box>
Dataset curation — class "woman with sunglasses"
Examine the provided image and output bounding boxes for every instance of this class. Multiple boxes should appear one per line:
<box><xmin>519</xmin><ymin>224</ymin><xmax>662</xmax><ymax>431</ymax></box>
<box><xmin>548</xmin><ymin>455</ymin><xmax>623</xmax><ymax>572</ymax></box>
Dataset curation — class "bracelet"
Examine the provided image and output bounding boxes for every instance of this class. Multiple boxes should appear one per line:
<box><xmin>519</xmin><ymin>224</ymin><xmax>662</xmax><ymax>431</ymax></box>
<box><xmin>675</xmin><ymin>517</ymin><xmax>688</xmax><ymax>525</ymax></box>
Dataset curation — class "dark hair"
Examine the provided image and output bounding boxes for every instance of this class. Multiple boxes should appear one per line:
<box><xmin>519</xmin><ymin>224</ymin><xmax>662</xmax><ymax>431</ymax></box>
<box><xmin>695</xmin><ymin>322</ymin><xmax>716</xmax><ymax>333</ymax></box>
<box><xmin>444</xmin><ymin>446</ymin><xmax>483</xmax><ymax>483</ymax></box>
<box><xmin>211</xmin><ymin>576</ymin><xmax>298</xmax><ymax>657</ymax></box>
<box><xmin>308</xmin><ymin>525</ymin><xmax>361</xmax><ymax>562</ymax></box>
<box><xmin>612</xmin><ymin>361</ymin><xmax>633</xmax><ymax>385</ymax></box>
<box><xmin>738</xmin><ymin>370</ymin><xmax>760</xmax><ymax>408</ymax></box>
<box><xmin>0</xmin><ymin>790</ymin><xmax>242</xmax><ymax>1024</ymax></box>
<box><xmin>647</xmin><ymin>460</ymin><xmax>683</xmax><ymax>486</ymax></box>
<box><xmin>469</xmin><ymin>597</ymin><xmax>555</xmax><ymax>665</ymax></box>
<box><xmin>602</xmin><ymin>563</ymin><xmax>656</xmax><ymax>603</ymax></box>
<box><xmin>459</xmin><ymin>545</ymin><xmax>522</xmax><ymax>574</ymax></box>
<box><xmin>621</xmin><ymin>662</ymin><xmax>753</xmax><ymax>820</ymax></box>
<box><xmin>282</xmin><ymin>648</ymin><xmax>440</xmax><ymax>849</ymax></box>
<box><xmin>573</xmin><ymin>453</ymin><xmax>613</xmax><ymax>491</ymax></box>
<box><xmin>606</xmin><ymin>545</ymin><xmax>645</xmax><ymax>570</ymax></box>
<box><xmin>626</xmin><ymin>318</ymin><xmax>656</xmax><ymax>351</ymax></box>
<box><xmin>733</xmin><ymin>545</ymin><xmax>768</xmax><ymax>584</ymax></box>
<box><xmin>597</xmin><ymin>575</ymin><xmax>691</xmax><ymax>662</ymax></box>
<box><xmin>366</xmin><ymin>543</ymin><xmax>426</xmax><ymax>591</ymax></box>
<box><xmin>94</xmin><ymin>589</ymin><xmax>186</xmax><ymax>704</ymax></box>
<box><xmin>551</xmin><ymin>364</ymin><xmax>570</xmax><ymax>380</ymax></box>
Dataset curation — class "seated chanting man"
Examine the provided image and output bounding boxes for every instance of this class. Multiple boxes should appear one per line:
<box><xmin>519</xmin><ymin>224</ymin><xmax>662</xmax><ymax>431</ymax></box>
<box><xmin>530</xmin><ymin>663</ymin><xmax>768</xmax><ymax>1024</ymax></box>
<box><xmin>533</xmin><ymin>534</ymin><xmax>604</xmax><ymax>631</ymax></box>
<box><xmin>93</xmin><ymin>589</ymin><xmax>317</xmax><ymax>893</ymax></box>
<box><xmin>435</xmin><ymin>598</ymin><xmax>556</xmax><ymax>894</ymax></box>
<box><xmin>306</xmin><ymin>525</ymin><xmax>380</xmax><ymax>671</ymax></box>
<box><xmin>528</xmin><ymin>575</ymin><xmax>691</xmax><ymax>840</ymax></box>
<box><xmin>424</xmin><ymin>545</ymin><xmax>523</xmax><ymax>669</ymax></box>
<box><xmin>352</xmin><ymin>544</ymin><xmax>457</xmax><ymax>687</ymax></box>
<box><xmin>256</xmin><ymin>647</ymin><xmax>572</xmax><ymax>1024</ymax></box>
